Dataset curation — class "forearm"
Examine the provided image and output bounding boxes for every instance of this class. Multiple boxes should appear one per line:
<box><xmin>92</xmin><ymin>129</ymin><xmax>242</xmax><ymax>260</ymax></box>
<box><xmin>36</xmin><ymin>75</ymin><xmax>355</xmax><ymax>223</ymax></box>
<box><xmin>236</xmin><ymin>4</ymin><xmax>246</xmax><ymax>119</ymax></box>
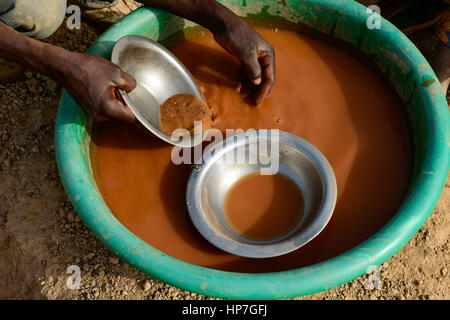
<box><xmin>137</xmin><ymin>0</ymin><xmax>242</xmax><ymax>33</ymax></box>
<box><xmin>0</xmin><ymin>22</ymin><xmax>137</xmax><ymax>122</ymax></box>
<box><xmin>138</xmin><ymin>0</ymin><xmax>275</xmax><ymax>105</ymax></box>
<box><xmin>0</xmin><ymin>22</ymin><xmax>71</xmax><ymax>80</ymax></box>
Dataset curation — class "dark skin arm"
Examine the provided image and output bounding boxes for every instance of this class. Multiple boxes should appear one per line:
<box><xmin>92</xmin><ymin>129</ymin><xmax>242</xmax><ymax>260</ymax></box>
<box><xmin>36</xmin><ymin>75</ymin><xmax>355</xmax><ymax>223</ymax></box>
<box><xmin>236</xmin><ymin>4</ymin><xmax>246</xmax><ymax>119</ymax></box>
<box><xmin>0</xmin><ymin>0</ymin><xmax>275</xmax><ymax>123</ymax></box>
<box><xmin>139</xmin><ymin>0</ymin><xmax>275</xmax><ymax>104</ymax></box>
<box><xmin>0</xmin><ymin>22</ymin><xmax>137</xmax><ymax>122</ymax></box>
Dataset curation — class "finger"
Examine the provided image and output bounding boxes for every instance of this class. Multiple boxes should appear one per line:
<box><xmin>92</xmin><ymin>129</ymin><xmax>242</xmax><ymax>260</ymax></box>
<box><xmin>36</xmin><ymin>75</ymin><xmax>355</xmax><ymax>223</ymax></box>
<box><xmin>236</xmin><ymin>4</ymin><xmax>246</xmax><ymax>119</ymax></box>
<box><xmin>103</xmin><ymin>99</ymin><xmax>136</xmax><ymax>123</ymax></box>
<box><xmin>113</xmin><ymin>87</ymin><xmax>125</xmax><ymax>104</ymax></box>
<box><xmin>253</xmin><ymin>52</ymin><xmax>275</xmax><ymax>106</ymax></box>
<box><xmin>235</xmin><ymin>82</ymin><xmax>242</xmax><ymax>93</ymax></box>
<box><xmin>253</xmin><ymin>80</ymin><xmax>272</xmax><ymax>106</ymax></box>
<box><xmin>260</xmin><ymin>50</ymin><xmax>275</xmax><ymax>84</ymax></box>
<box><xmin>235</xmin><ymin>71</ymin><xmax>252</xmax><ymax>99</ymax></box>
<box><xmin>115</xmin><ymin>71</ymin><xmax>137</xmax><ymax>92</ymax></box>
<box><xmin>241</xmin><ymin>50</ymin><xmax>262</xmax><ymax>85</ymax></box>
<box><xmin>92</xmin><ymin>113</ymin><xmax>110</xmax><ymax>122</ymax></box>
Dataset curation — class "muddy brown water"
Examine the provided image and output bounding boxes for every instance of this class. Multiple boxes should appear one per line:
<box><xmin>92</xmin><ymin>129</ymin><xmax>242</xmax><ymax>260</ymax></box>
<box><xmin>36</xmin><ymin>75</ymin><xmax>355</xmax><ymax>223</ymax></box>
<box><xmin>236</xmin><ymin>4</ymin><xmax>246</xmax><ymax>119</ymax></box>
<box><xmin>90</xmin><ymin>27</ymin><xmax>413</xmax><ymax>273</ymax></box>
<box><xmin>224</xmin><ymin>172</ymin><xmax>304</xmax><ymax>241</ymax></box>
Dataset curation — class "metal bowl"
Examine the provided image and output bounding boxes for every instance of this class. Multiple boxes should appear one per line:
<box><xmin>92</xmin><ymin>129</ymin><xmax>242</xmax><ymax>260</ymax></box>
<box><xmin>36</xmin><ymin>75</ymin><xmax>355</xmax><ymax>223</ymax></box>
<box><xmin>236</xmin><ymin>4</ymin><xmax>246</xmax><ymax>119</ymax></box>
<box><xmin>186</xmin><ymin>130</ymin><xmax>337</xmax><ymax>258</ymax></box>
<box><xmin>111</xmin><ymin>35</ymin><xmax>206</xmax><ymax>148</ymax></box>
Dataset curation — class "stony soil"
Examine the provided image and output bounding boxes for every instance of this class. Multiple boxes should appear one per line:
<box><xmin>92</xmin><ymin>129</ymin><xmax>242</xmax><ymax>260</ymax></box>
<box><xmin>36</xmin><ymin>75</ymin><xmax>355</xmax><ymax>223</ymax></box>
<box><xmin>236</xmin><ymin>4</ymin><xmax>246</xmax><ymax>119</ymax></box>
<box><xmin>0</xmin><ymin>1</ymin><xmax>448</xmax><ymax>300</ymax></box>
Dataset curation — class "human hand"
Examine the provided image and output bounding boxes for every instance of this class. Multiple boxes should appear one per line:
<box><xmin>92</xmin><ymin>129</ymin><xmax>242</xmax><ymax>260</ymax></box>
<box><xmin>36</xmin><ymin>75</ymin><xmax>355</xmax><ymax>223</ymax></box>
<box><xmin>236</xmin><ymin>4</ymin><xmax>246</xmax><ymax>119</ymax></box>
<box><xmin>57</xmin><ymin>52</ymin><xmax>136</xmax><ymax>122</ymax></box>
<box><xmin>213</xmin><ymin>21</ymin><xmax>275</xmax><ymax>106</ymax></box>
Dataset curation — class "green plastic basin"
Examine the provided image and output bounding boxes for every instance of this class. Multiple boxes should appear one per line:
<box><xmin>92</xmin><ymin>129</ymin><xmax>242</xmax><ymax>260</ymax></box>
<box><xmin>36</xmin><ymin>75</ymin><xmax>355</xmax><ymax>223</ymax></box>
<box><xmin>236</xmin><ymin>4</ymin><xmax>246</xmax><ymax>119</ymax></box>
<box><xmin>55</xmin><ymin>0</ymin><xmax>450</xmax><ymax>299</ymax></box>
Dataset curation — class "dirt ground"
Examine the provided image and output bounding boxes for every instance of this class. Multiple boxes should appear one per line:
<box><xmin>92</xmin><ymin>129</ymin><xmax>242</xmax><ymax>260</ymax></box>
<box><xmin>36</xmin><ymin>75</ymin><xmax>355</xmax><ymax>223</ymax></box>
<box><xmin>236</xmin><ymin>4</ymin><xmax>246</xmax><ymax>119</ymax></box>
<box><xmin>0</xmin><ymin>1</ymin><xmax>448</xmax><ymax>300</ymax></box>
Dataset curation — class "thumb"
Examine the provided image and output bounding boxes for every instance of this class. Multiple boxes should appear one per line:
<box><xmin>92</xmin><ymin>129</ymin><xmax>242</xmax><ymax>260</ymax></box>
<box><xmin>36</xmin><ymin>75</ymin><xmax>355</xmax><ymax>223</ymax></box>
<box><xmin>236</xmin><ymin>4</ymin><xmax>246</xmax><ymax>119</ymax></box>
<box><xmin>115</xmin><ymin>71</ymin><xmax>137</xmax><ymax>92</ymax></box>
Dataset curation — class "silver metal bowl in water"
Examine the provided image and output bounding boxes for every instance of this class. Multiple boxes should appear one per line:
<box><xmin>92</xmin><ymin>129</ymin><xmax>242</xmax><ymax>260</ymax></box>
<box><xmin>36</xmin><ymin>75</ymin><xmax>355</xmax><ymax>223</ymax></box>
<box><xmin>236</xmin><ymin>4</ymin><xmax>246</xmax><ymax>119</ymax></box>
<box><xmin>186</xmin><ymin>130</ymin><xmax>337</xmax><ymax>258</ymax></box>
<box><xmin>111</xmin><ymin>35</ymin><xmax>206</xmax><ymax>148</ymax></box>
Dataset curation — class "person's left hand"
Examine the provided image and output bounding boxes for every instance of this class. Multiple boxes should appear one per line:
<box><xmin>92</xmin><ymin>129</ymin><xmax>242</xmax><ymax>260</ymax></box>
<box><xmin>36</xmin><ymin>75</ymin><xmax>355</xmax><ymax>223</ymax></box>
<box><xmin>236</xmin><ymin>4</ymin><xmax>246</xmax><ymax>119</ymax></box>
<box><xmin>213</xmin><ymin>21</ymin><xmax>275</xmax><ymax>106</ymax></box>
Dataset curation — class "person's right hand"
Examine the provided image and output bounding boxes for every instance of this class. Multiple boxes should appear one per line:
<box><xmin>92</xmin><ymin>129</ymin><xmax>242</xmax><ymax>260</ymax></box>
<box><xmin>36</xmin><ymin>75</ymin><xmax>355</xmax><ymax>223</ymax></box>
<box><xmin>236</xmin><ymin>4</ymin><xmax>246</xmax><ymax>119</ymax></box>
<box><xmin>213</xmin><ymin>19</ymin><xmax>275</xmax><ymax>106</ymax></box>
<box><xmin>56</xmin><ymin>52</ymin><xmax>136</xmax><ymax>122</ymax></box>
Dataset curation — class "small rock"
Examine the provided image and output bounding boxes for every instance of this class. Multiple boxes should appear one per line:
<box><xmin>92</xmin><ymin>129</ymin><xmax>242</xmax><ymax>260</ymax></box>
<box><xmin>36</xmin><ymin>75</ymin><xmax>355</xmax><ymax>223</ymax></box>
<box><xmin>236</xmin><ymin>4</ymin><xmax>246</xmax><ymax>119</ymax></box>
<box><xmin>46</xmin><ymin>78</ymin><xmax>59</xmax><ymax>92</ymax></box>
<box><xmin>84</xmin><ymin>252</ymin><xmax>95</xmax><ymax>260</ymax></box>
<box><xmin>68</xmin><ymin>213</ymin><xmax>75</xmax><ymax>222</ymax></box>
<box><xmin>143</xmin><ymin>280</ymin><xmax>151</xmax><ymax>292</ymax></box>
<box><xmin>440</xmin><ymin>267</ymin><xmax>447</xmax><ymax>276</ymax></box>
<box><xmin>109</xmin><ymin>256</ymin><xmax>119</xmax><ymax>265</ymax></box>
